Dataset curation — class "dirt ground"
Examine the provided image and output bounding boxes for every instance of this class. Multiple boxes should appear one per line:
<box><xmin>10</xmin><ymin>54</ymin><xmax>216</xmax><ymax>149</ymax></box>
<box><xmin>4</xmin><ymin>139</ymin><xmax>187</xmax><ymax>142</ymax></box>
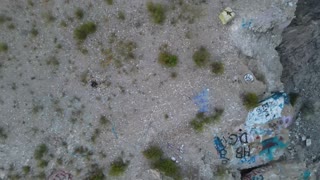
<box><xmin>0</xmin><ymin>0</ymin><xmax>299</xmax><ymax>179</ymax></box>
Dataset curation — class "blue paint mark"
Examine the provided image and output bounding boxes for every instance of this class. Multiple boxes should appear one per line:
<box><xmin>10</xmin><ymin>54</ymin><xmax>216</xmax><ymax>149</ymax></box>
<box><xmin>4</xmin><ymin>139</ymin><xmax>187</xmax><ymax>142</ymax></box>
<box><xmin>259</xmin><ymin>137</ymin><xmax>286</xmax><ymax>160</ymax></box>
<box><xmin>213</xmin><ymin>136</ymin><xmax>225</xmax><ymax>152</ymax></box>
<box><xmin>112</xmin><ymin>123</ymin><xmax>118</xmax><ymax>139</ymax></box>
<box><xmin>302</xmin><ymin>170</ymin><xmax>311</xmax><ymax>180</ymax></box>
<box><xmin>240</xmin><ymin>156</ymin><xmax>256</xmax><ymax>164</ymax></box>
<box><xmin>193</xmin><ymin>89</ymin><xmax>209</xmax><ymax>113</ymax></box>
<box><xmin>270</xmin><ymin>92</ymin><xmax>289</xmax><ymax>104</ymax></box>
<box><xmin>242</xmin><ymin>18</ymin><xmax>253</xmax><ymax>28</ymax></box>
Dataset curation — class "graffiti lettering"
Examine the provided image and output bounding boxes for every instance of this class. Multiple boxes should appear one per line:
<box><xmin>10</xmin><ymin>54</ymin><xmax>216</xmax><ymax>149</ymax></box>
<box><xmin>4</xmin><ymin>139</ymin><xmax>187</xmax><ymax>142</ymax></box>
<box><xmin>213</xmin><ymin>136</ymin><xmax>229</xmax><ymax>164</ymax></box>
<box><xmin>236</xmin><ymin>145</ymin><xmax>250</xmax><ymax>159</ymax></box>
<box><xmin>227</xmin><ymin>132</ymin><xmax>248</xmax><ymax>145</ymax></box>
<box><xmin>251</xmin><ymin>175</ymin><xmax>264</xmax><ymax>180</ymax></box>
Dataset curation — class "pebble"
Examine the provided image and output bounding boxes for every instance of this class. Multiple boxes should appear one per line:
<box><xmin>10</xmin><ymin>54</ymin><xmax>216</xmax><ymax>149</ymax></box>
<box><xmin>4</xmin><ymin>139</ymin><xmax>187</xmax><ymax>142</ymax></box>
<box><xmin>302</xmin><ymin>135</ymin><xmax>306</xmax><ymax>141</ymax></box>
<box><xmin>306</xmin><ymin>139</ymin><xmax>312</xmax><ymax>147</ymax></box>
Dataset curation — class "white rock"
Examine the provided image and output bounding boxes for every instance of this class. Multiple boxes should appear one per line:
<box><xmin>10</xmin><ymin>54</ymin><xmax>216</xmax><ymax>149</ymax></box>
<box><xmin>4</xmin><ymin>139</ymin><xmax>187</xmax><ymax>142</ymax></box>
<box><xmin>306</xmin><ymin>139</ymin><xmax>312</xmax><ymax>147</ymax></box>
<box><xmin>171</xmin><ymin>157</ymin><xmax>176</xmax><ymax>161</ymax></box>
<box><xmin>302</xmin><ymin>135</ymin><xmax>306</xmax><ymax>141</ymax></box>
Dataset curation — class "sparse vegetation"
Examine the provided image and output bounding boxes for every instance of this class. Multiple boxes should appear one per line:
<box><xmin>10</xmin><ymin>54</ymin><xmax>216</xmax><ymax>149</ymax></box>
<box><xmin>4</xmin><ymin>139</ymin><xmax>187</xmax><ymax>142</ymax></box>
<box><xmin>74</xmin><ymin>22</ymin><xmax>97</xmax><ymax>41</ymax></box>
<box><xmin>105</xmin><ymin>0</ymin><xmax>113</xmax><ymax>5</ymax></box>
<box><xmin>193</xmin><ymin>47</ymin><xmax>210</xmax><ymax>67</ymax></box>
<box><xmin>60</xmin><ymin>20</ymin><xmax>67</xmax><ymax>27</ymax></box>
<box><xmin>0</xmin><ymin>127</ymin><xmax>7</xmax><ymax>140</ymax></box>
<box><xmin>147</xmin><ymin>2</ymin><xmax>166</xmax><ymax>24</ymax></box>
<box><xmin>88</xmin><ymin>168</ymin><xmax>105</xmax><ymax>180</ymax></box>
<box><xmin>153</xmin><ymin>158</ymin><xmax>181</xmax><ymax>179</ymax></box>
<box><xmin>22</xmin><ymin>166</ymin><xmax>30</xmax><ymax>174</ymax></box>
<box><xmin>142</xmin><ymin>146</ymin><xmax>163</xmax><ymax>161</ymax></box>
<box><xmin>74</xmin><ymin>146</ymin><xmax>93</xmax><ymax>157</ymax></box>
<box><xmin>43</xmin><ymin>12</ymin><xmax>56</xmax><ymax>23</ymax></box>
<box><xmin>118</xmin><ymin>11</ymin><xmax>125</xmax><ymax>20</ymax></box>
<box><xmin>91</xmin><ymin>128</ymin><xmax>101</xmax><ymax>143</ymax></box>
<box><xmin>289</xmin><ymin>92</ymin><xmax>299</xmax><ymax>106</ymax></box>
<box><xmin>0</xmin><ymin>43</ymin><xmax>8</xmax><ymax>52</ymax></box>
<box><xmin>190</xmin><ymin>108</ymin><xmax>224</xmax><ymax>132</ymax></box>
<box><xmin>158</xmin><ymin>51</ymin><xmax>178</xmax><ymax>67</ymax></box>
<box><xmin>211</xmin><ymin>62</ymin><xmax>224</xmax><ymax>75</ymax></box>
<box><xmin>243</xmin><ymin>92</ymin><xmax>259</xmax><ymax>110</ymax></box>
<box><xmin>46</xmin><ymin>56</ymin><xmax>59</xmax><ymax>67</ymax></box>
<box><xmin>100</xmin><ymin>115</ymin><xmax>110</xmax><ymax>125</ymax></box>
<box><xmin>109</xmin><ymin>159</ymin><xmax>128</xmax><ymax>176</ymax></box>
<box><xmin>37</xmin><ymin>159</ymin><xmax>48</xmax><ymax>168</ymax></box>
<box><xmin>75</xmin><ymin>8</ymin><xmax>84</xmax><ymax>20</ymax></box>
<box><xmin>31</xmin><ymin>28</ymin><xmax>38</xmax><ymax>37</ymax></box>
<box><xmin>0</xmin><ymin>15</ymin><xmax>11</xmax><ymax>24</ymax></box>
<box><xmin>7</xmin><ymin>23</ymin><xmax>15</xmax><ymax>29</ymax></box>
<box><xmin>34</xmin><ymin>144</ymin><xmax>48</xmax><ymax>160</ymax></box>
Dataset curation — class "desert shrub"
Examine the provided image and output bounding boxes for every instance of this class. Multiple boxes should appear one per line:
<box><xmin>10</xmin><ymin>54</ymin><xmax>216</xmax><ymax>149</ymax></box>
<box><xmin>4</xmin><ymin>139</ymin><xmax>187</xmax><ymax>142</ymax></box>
<box><xmin>109</xmin><ymin>159</ymin><xmax>128</xmax><ymax>176</ymax></box>
<box><xmin>190</xmin><ymin>109</ymin><xmax>224</xmax><ymax>132</ymax></box>
<box><xmin>0</xmin><ymin>43</ymin><xmax>8</xmax><ymax>52</ymax></box>
<box><xmin>211</xmin><ymin>62</ymin><xmax>224</xmax><ymax>75</ymax></box>
<box><xmin>116</xmin><ymin>40</ymin><xmax>137</xmax><ymax>59</ymax></box>
<box><xmin>153</xmin><ymin>158</ymin><xmax>180</xmax><ymax>179</ymax></box>
<box><xmin>193</xmin><ymin>47</ymin><xmax>210</xmax><ymax>67</ymax></box>
<box><xmin>37</xmin><ymin>160</ymin><xmax>48</xmax><ymax>168</ymax></box>
<box><xmin>105</xmin><ymin>0</ymin><xmax>113</xmax><ymax>5</ymax></box>
<box><xmin>118</xmin><ymin>11</ymin><xmax>125</xmax><ymax>20</ymax></box>
<box><xmin>0</xmin><ymin>127</ymin><xmax>7</xmax><ymax>139</ymax></box>
<box><xmin>75</xmin><ymin>8</ymin><xmax>84</xmax><ymax>20</ymax></box>
<box><xmin>43</xmin><ymin>12</ymin><xmax>56</xmax><ymax>23</ymax></box>
<box><xmin>7</xmin><ymin>23</ymin><xmax>15</xmax><ymax>29</ymax></box>
<box><xmin>31</xmin><ymin>28</ymin><xmax>38</xmax><ymax>37</ymax></box>
<box><xmin>34</xmin><ymin>144</ymin><xmax>48</xmax><ymax>160</ymax></box>
<box><xmin>243</xmin><ymin>92</ymin><xmax>259</xmax><ymax>110</ymax></box>
<box><xmin>289</xmin><ymin>92</ymin><xmax>299</xmax><ymax>106</ymax></box>
<box><xmin>190</xmin><ymin>119</ymin><xmax>204</xmax><ymax>132</ymax></box>
<box><xmin>87</xmin><ymin>168</ymin><xmax>105</xmax><ymax>180</ymax></box>
<box><xmin>74</xmin><ymin>22</ymin><xmax>97</xmax><ymax>41</ymax></box>
<box><xmin>147</xmin><ymin>2</ymin><xmax>166</xmax><ymax>24</ymax></box>
<box><xmin>100</xmin><ymin>115</ymin><xmax>110</xmax><ymax>125</ymax></box>
<box><xmin>0</xmin><ymin>15</ymin><xmax>11</xmax><ymax>24</ymax></box>
<box><xmin>158</xmin><ymin>51</ymin><xmax>178</xmax><ymax>67</ymax></box>
<box><xmin>142</xmin><ymin>146</ymin><xmax>163</xmax><ymax>161</ymax></box>
<box><xmin>60</xmin><ymin>20</ymin><xmax>67</xmax><ymax>27</ymax></box>
<box><xmin>22</xmin><ymin>166</ymin><xmax>30</xmax><ymax>174</ymax></box>
<box><xmin>74</xmin><ymin>146</ymin><xmax>92</xmax><ymax>156</ymax></box>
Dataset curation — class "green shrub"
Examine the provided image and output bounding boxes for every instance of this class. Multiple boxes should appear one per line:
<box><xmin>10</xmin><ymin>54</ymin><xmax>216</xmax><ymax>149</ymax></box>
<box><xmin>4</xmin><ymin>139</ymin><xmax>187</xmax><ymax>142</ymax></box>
<box><xmin>193</xmin><ymin>47</ymin><xmax>210</xmax><ymax>67</ymax></box>
<box><xmin>109</xmin><ymin>159</ymin><xmax>128</xmax><ymax>176</ymax></box>
<box><xmin>289</xmin><ymin>92</ymin><xmax>299</xmax><ymax>106</ymax></box>
<box><xmin>7</xmin><ymin>23</ymin><xmax>15</xmax><ymax>29</ymax></box>
<box><xmin>100</xmin><ymin>115</ymin><xmax>110</xmax><ymax>125</ymax></box>
<box><xmin>74</xmin><ymin>22</ymin><xmax>97</xmax><ymax>41</ymax></box>
<box><xmin>0</xmin><ymin>127</ymin><xmax>7</xmax><ymax>140</ymax></box>
<box><xmin>87</xmin><ymin>168</ymin><xmax>105</xmax><ymax>180</ymax></box>
<box><xmin>118</xmin><ymin>11</ymin><xmax>125</xmax><ymax>20</ymax></box>
<box><xmin>22</xmin><ymin>166</ymin><xmax>30</xmax><ymax>174</ymax></box>
<box><xmin>243</xmin><ymin>92</ymin><xmax>259</xmax><ymax>110</ymax></box>
<box><xmin>158</xmin><ymin>51</ymin><xmax>178</xmax><ymax>67</ymax></box>
<box><xmin>0</xmin><ymin>15</ymin><xmax>11</xmax><ymax>24</ymax></box>
<box><xmin>211</xmin><ymin>62</ymin><xmax>224</xmax><ymax>75</ymax></box>
<box><xmin>147</xmin><ymin>2</ymin><xmax>166</xmax><ymax>24</ymax></box>
<box><xmin>0</xmin><ymin>43</ymin><xmax>8</xmax><ymax>52</ymax></box>
<box><xmin>190</xmin><ymin>109</ymin><xmax>224</xmax><ymax>132</ymax></box>
<box><xmin>153</xmin><ymin>158</ymin><xmax>180</xmax><ymax>179</ymax></box>
<box><xmin>60</xmin><ymin>20</ymin><xmax>67</xmax><ymax>27</ymax></box>
<box><xmin>34</xmin><ymin>144</ymin><xmax>48</xmax><ymax>160</ymax></box>
<box><xmin>75</xmin><ymin>8</ymin><xmax>84</xmax><ymax>20</ymax></box>
<box><xmin>37</xmin><ymin>160</ymin><xmax>48</xmax><ymax>168</ymax></box>
<box><xmin>105</xmin><ymin>0</ymin><xmax>113</xmax><ymax>5</ymax></box>
<box><xmin>142</xmin><ymin>146</ymin><xmax>163</xmax><ymax>161</ymax></box>
<box><xmin>43</xmin><ymin>12</ymin><xmax>56</xmax><ymax>23</ymax></box>
<box><xmin>190</xmin><ymin>119</ymin><xmax>204</xmax><ymax>132</ymax></box>
<box><xmin>31</xmin><ymin>28</ymin><xmax>38</xmax><ymax>37</ymax></box>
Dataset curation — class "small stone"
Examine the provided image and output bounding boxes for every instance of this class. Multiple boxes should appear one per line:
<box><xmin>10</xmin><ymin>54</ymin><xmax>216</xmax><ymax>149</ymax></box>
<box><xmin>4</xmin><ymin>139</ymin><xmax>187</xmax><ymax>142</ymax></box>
<box><xmin>171</xmin><ymin>157</ymin><xmax>176</xmax><ymax>161</ymax></box>
<box><xmin>302</xmin><ymin>136</ymin><xmax>306</xmax><ymax>141</ymax></box>
<box><xmin>306</xmin><ymin>139</ymin><xmax>312</xmax><ymax>147</ymax></box>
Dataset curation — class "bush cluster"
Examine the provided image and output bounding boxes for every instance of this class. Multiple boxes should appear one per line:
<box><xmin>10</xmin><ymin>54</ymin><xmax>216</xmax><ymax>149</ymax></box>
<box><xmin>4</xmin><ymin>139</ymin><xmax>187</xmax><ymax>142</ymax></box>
<box><xmin>190</xmin><ymin>108</ymin><xmax>224</xmax><ymax>132</ymax></box>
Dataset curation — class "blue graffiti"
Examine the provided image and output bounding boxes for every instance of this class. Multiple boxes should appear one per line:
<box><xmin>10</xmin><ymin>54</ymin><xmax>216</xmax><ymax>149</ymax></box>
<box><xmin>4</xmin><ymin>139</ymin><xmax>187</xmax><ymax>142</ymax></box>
<box><xmin>302</xmin><ymin>170</ymin><xmax>311</xmax><ymax>180</ymax></box>
<box><xmin>259</xmin><ymin>136</ymin><xmax>286</xmax><ymax>160</ymax></box>
<box><xmin>193</xmin><ymin>89</ymin><xmax>209</xmax><ymax>113</ymax></box>
<box><xmin>112</xmin><ymin>123</ymin><xmax>118</xmax><ymax>139</ymax></box>
<box><xmin>242</xmin><ymin>18</ymin><xmax>253</xmax><ymax>28</ymax></box>
<box><xmin>251</xmin><ymin>175</ymin><xmax>264</xmax><ymax>180</ymax></box>
<box><xmin>240</xmin><ymin>156</ymin><xmax>256</xmax><ymax>164</ymax></box>
<box><xmin>213</xmin><ymin>136</ymin><xmax>229</xmax><ymax>163</ymax></box>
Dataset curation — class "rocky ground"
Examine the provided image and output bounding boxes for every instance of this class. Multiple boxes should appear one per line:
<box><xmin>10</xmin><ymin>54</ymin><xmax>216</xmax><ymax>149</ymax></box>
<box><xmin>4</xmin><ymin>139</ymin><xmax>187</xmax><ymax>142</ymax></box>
<box><xmin>0</xmin><ymin>0</ymin><xmax>318</xmax><ymax>179</ymax></box>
